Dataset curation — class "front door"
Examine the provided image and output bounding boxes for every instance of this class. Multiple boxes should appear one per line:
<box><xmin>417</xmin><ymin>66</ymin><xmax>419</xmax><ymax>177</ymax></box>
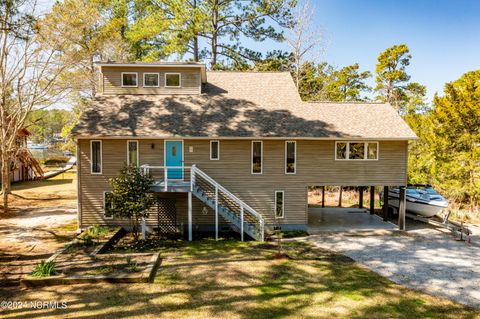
<box><xmin>165</xmin><ymin>141</ymin><xmax>183</xmax><ymax>179</ymax></box>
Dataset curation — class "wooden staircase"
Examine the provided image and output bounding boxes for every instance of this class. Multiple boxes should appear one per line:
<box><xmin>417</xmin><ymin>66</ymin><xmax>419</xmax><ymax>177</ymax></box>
<box><xmin>141</xmin><ymin>164</ymin><xmax>265</xmax><ymax>241</ymax></box>
<box><xmin>16</xmin><ymin>148</ymin><xmax>44</xmax><ymax>179</ymax></box>
<box><xmin>190</xmin><ymin>165</ymin><xmax>264</xmax><ymax>241</ymax></box>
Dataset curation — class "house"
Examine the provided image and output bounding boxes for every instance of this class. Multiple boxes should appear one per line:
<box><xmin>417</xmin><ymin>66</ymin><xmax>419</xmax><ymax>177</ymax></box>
<box><xmin>71</xmin><ymin>62</ymin><xmax>416</xmax><ymax>241</ymax></box>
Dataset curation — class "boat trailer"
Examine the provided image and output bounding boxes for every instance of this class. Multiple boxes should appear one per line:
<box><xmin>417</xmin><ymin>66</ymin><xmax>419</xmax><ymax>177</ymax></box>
<box><xmin>406</xmin><ymin>211</ymin><xmax>471</xmax><ymax>240</ymax></box>
<box><xmin>387</xmin><ymin>203</ymin><xmax>472</xmax><ymax>241</ymax></box>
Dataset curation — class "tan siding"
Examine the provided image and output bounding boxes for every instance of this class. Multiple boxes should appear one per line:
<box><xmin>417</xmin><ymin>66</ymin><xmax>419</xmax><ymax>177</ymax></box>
<box><xmin>101</xmin><ymin>66</ymin><xmax>201</xmax><ymax>95</ymax></box>
<box><xmin>78</xmin><ymin>138</ymin><xmax>408</xmax><ymax>228</ymax></box>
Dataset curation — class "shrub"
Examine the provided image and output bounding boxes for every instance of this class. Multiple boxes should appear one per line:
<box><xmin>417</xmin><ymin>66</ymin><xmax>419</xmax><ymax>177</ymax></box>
<box><xmin>108</xmin><ymin>165</ymin><xmax>154</xmax><ymax>241</ymax></box>
<box><xmin>32</xmin><ymin>260</ymin><xmax>56</xmax><ymax>277</ymax></box>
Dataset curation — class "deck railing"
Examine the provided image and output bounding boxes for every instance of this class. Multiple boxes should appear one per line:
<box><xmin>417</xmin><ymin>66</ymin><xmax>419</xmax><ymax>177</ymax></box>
<box><xmin>140</xmin><ymin>165</ymin><xmax>192</xmax><ymax>191</ymax></box>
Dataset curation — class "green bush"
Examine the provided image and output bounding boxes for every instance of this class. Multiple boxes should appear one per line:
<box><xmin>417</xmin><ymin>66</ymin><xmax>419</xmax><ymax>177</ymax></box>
<box><xmin>32</xmin><ymin>260</ymin><xmax>56</xmax><ymax>277</ymax></box>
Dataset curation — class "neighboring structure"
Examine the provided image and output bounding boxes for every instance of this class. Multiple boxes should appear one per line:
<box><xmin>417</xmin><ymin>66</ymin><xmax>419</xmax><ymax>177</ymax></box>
<box><xmin>71</xmin><ymin>62</ymin><xmax>416</xmax><ymax>240</ymax></box>
<box><xmin>6</xmin><ymin>128</ymin><xmax>44</xmax><ymax>183</ymax></box>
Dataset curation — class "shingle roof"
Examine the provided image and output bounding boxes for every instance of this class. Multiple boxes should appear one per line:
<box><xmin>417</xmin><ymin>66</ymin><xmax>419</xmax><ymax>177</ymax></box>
<box><xmin>71</xmin><ymin>71</ymin><xmax>417</xmax><ymax>139</ymax></box>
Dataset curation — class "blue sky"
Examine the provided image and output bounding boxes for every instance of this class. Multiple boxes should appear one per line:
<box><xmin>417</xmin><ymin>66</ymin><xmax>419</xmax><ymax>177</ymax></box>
<box><xmin>40</xmin><ymin>0</ymin><xmax>479</xmax><ymax>104</ymax></box>
<box><xmin>257</xmin><ymin>0</ymin><xmax>480</xmax><ymax>102</ymax></box>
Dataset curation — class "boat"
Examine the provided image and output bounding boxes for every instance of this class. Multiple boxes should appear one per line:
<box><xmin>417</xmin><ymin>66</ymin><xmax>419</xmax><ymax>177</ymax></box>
<box><xmin>384</xmin><ymin>185</ymin><xmax>448</xmax><ymax>218</ymax></box>
<box><xmin>27</xmin><ymin>142</ymin><xmax>48</xmax><ymax>150</ymax></box>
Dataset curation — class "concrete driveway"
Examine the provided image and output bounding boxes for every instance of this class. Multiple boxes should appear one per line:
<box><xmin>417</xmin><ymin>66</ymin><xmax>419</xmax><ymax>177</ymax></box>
<box><xmin>308</xmin><ymin>207</ymin><xmax>396</xmax><ymax>233</ymax></box>
<box><xmin>307</xmin><ymin>225</ymin><xmax>480</xmax><ymax>308</ymax></box>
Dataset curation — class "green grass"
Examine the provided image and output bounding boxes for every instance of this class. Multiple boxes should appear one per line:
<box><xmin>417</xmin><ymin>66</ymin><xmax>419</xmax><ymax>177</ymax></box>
<box><xmin>2</xmin><ymin>239</ymin><xmax>478</xmax><ymax>319</ymax></box>
<box><xmin>31</xmin><ymin>260</ymin><xmax>56</xmax><ymax>277</ymax></box>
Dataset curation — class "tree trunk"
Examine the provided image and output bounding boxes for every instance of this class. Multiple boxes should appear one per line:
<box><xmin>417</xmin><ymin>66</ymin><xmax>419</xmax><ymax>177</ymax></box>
<box><xmin>1</xmin><ymin>155</ymin><xmax>10</xmax><ymax>214</ymax></box>
<box><xmin>193</xmin><ymin>34</ymin><xmax>199</xmax><ymax>62</ymax></box>
<box><xmin>192</xmin><ymin>0</ymin><xmax>199</xmax><ymax>62</ymax></box>
<box><xmin>210</xmin><ymin>0</ymin><xmax>218</xmax><ymax>67</ymax></box>
<box><xmin>133</xmin><ymin>215</ymin><xmax>139</xmax><ymax>241</ymax></box>
<box><xmin>90</xmin><ymin>54</ymin><xmax>96</xmax><ymax>97</ymax></box>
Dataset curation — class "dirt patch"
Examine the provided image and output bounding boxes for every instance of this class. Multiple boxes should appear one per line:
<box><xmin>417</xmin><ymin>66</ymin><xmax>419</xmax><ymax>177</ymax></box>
<box><xmin>0</xmin><ymin>206</ymin><xmax>77</xmax><ymax>286</ymax></box>
<box><xmin>54</xmin><ymin>248</ymin><xmax>153</xmax><ymax>277</ymax></box>
<box><xmin>3</xmin><ymin>171</ymin><xmax>77</xmax><ymax>209</ymax></box>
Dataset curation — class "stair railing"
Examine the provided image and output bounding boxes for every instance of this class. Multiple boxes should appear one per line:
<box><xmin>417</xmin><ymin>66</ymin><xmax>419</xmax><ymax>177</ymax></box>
<box><xmin>191</xmin><ymin>164</ymin><xmax>264</xmax><ymax>241</ymax></box>
<box><xmin>140</xmin><ymin>164</ymin><xmax>265</xmax><ymax>241</ymax></box>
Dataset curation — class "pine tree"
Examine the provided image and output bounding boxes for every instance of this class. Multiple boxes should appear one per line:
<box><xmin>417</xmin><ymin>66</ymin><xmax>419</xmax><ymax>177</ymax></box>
<box><xmin>429</xmin><ymin>70</ymin><xmax>480</xmax><ymax>211</ymax></box>
<box><xmin>375</xmin><ymin>44</ymin><xmax>411</xmax><ymax>108</ymax></box>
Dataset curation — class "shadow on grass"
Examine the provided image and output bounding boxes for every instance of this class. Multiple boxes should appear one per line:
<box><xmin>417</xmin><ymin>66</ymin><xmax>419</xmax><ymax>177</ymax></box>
<box><xmin>1</xmin><ymin>240</ymin><xmax>477</xmax><ymax>319</ymax></box>
<box><xmin>11</xmin><ymin>179</ymin><xmax>73</xmax><ymax>191</ymax></box>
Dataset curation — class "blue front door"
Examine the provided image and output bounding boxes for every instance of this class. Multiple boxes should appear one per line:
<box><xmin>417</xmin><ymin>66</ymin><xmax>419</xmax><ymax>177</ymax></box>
<box><xmin>165</xmin><ymin>141</ymin><xmax>183</xmax><ymax>179</ymax></box>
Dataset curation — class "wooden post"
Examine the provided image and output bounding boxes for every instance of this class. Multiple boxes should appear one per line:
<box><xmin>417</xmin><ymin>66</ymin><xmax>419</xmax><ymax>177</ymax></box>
<box><xmin>188</xmin><ymin>191</ymin><xmax>192</xmax><ymax>241</ymax></box>
<box><xmin>383</xmin><ymin>186</ymin><xmax>389</xmax><ymax>221</ymax></box>
<box><xmin>359</xmin><ymin>187</ymin><xmax>364</xmax><ymax>209</ymax></box>
<box><xmin>321</xmin><ymin>186</ymin><xmax>325</xmax><ymax>208</ymax></box>
<box><xmin>215</xmin><ymin>186</ymin><xmax>218</xmax><ymax>241</ymax></box>
<box><xmin>164</xmin><ymin>168</ymin><xmax>168</xmax><ymax>191</ymax></box>
<box><xmin>240</xmin><ymin>206</ymin><xmax>244</xmax><ymax>241</ymax></box>
<box><xmin>370</xmin><ymin>186</ymin><xmax>375</xmax><ymax>214</ymax></box>
<box><xmin>338</xmin><ymin>187</ymin><xmax>342</xmax><ymax>207</ymax></box>
<box><xmin>398</xmin><ymin>186</ymin><xmax>406</xmax><ymax>230</ymax></box>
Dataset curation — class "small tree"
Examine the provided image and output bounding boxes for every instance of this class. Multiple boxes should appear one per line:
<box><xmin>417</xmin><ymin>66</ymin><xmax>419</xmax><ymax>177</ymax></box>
<box><xmin>108</xmin><ymin>165</ymin><xmax>154</xmax><ymax>241</ymax></box>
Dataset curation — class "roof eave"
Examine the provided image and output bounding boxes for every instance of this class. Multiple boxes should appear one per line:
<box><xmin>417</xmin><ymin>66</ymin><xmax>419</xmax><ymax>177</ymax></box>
<box><xmin>72</xmin><ymin>135</ymin><xmax>418</xmax><ymax>141</ymax></box>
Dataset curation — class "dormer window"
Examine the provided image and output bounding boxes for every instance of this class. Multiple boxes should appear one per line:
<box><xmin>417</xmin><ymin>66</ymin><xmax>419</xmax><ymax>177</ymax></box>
<box><xmin>144</xmin><ymin>73</ymin><xmax>159</xmax><ymax>87</ymax></box>
<box><xmin>165</xmin><ymin>73</ymin><xmax>181</xmax><ymax>87</ymax></box>
<box><xmin>122</xmin><ymin>72</ymin><xmax>138</xmax><ymax>87</ymax></box>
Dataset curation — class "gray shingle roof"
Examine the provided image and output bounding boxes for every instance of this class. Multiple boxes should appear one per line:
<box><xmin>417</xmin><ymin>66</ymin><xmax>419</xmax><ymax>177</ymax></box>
<box><xmin>71</xmin><ymin>71</ymin><xmax>417</xmax><ymax>139</ymax></box>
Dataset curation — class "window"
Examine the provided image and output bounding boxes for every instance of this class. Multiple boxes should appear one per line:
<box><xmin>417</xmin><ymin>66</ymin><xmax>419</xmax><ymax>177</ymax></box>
<box><xmin>336</xmin><ymin>142</ymin><xmax>347</xmax><ymax>159</ymax></box>
<box><xmin>285</xmin><ymin>141</ymin><xmax>296</xmax><ymax>174</ymax></box>
<box><xmin>127</xmin><ymin>140</ymin><xmax>139</xmax><ymax>166</ymax></box>
<box><xmin>121</xmin><ymin>72</ymin><xmax>138</xmax><ymax>87</ymax></box>
<box><xmin>143</xmin><ymin>73</ymin><xmax>159</xmax><ymax>87</ymax></box>
<box><xmin>366</xmin><ymin>142</ymin><xmax>378</xmax><ymax>159</ymax></box>
<box><xmin>210</xmin><ymin>140</ymin><xmax>220</xmax><ymax>160</ymax></box>
<box><xmin>104</xmin><ymin>191</ymin><xmax>114</xmax><ymax>219</ymax></box>
<box><xmin>251</xmin><ymin>141</ymin><xmax>263</xmax><ymax>174</ymax></box>
<box><xmin>335</xmin><ymin>141</ymin><xmax>379</xmax><ymax>160</ymax></box>
<box><xmin>349</xmin><ymin>143</ymin><xmax>365</xmax><ymax>160</ymax></box>
<box><xmin>91</xmin><ymin>140</ymin><xmax>102</xmax><ymax>174</ymax></box>
<box><xmin>275</xmin><ymin>191</ymin><xmax>284</xmax><ymax>218</ymax></box>
<box><xmin>165</xmin><ymin>73</ymin><xmax>181</xmax><ymax>87</ymax></box>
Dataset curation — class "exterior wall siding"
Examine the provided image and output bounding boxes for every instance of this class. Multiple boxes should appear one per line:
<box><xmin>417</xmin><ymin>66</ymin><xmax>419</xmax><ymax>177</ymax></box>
<box><xmin>77</xmin><ymin>138</ymin><xmax>408</xmax><ymax>229</ymax></box>
<box><xmin>101</xmin><ymin>66</ymin><xmax>201</xmax><ymax>95</ymax></box>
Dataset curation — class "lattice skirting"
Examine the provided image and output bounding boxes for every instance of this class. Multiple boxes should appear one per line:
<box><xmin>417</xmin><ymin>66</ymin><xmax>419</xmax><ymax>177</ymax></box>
<box><xmin>154</xmin><ymin>197</ymin><xmax>178</xmax><ymax>233</ymax></box>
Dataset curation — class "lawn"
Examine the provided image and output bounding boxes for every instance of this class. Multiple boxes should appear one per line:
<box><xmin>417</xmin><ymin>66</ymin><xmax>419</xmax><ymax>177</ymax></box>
<box><xmin>7</xmin><ymin>169</ymin><xmax>77</xmax><ymax>208</ymax></box>
<box><xmin>1</xmin><ymin>239</ymin><xmax>477</xmax><ymax>319</ymax></box>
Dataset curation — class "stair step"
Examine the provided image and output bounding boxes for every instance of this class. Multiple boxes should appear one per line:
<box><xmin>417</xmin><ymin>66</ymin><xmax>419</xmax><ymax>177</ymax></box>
<box><xmin>192</xmin><ymin>179</ymin><xmax>263</xmax><ymax>241</ymax></box>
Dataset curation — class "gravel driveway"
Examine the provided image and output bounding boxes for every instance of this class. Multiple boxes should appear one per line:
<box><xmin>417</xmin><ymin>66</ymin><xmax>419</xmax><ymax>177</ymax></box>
<box><xmin>308</xmin><ymin>228</ymin><xmax>480</xmax><ymax>308</ymax></box>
